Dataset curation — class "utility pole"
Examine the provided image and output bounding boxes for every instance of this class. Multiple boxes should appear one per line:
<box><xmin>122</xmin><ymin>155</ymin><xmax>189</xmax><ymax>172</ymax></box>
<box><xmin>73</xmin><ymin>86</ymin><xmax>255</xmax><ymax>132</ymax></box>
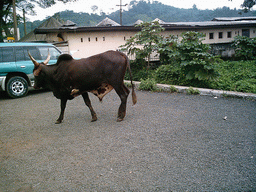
<box><xmin>12</xmin><ymin>0</ymin><xmax>18</xmax><ymax>41</ymax></box>
<box><xmin>116</xmin><ymin>0</ymin><xmax>127</xmax><ymax>25</ymax></box>
<box><xmin>23</xmin><ymin>9</ymin><xmax>27</xmax><ymax>36</ymax></box>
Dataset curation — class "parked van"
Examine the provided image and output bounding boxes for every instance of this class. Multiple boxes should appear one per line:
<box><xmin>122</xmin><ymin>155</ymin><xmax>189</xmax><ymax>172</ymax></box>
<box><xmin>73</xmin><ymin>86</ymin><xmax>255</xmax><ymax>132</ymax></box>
<box><xmin>0</xmin><ymin>42</ymin><xmax>62</xmax><ymax>98</ymax></box>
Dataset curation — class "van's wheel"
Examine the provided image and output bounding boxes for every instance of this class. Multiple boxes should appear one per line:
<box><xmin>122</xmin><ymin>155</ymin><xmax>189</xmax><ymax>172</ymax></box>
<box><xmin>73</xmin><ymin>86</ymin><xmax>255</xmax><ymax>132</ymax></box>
<box><xmin>6</xmin><ymin>76</ymin><xmax>29</xmax><ymax>98</ymax></box>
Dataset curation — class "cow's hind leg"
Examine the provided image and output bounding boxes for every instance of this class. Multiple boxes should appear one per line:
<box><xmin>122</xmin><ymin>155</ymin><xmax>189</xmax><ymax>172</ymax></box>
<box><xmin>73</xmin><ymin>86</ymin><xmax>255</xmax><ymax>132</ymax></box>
<box><xmin>82</xmin><ymin>92</ymin><xmax>97</xmax><ymax>122</ymax></box>
<box><xmin>56</xmin><ymin>98</ymin><xmax>68</xmax><ymax>124</ymax></box>
<box><xmin>114</xmin><ymin>83</ymin><xmax>130</xmax><ymax>122</ymax></box>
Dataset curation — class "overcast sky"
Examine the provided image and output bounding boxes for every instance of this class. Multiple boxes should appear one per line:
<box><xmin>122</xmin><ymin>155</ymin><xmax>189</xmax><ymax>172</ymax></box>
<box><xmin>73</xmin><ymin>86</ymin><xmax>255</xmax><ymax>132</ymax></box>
<box><xmin>26</xmin><ymin>0</ymin><xmax>248</xmax><ymax>21</ymax></box>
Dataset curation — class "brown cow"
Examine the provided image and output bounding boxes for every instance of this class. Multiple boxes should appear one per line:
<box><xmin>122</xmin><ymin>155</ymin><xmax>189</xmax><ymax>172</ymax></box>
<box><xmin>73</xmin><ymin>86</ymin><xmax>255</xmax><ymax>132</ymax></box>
<box><xmin>28</xmin><ymin>50</ymin><xmax>137</xmax><ymax>123</ymax></box>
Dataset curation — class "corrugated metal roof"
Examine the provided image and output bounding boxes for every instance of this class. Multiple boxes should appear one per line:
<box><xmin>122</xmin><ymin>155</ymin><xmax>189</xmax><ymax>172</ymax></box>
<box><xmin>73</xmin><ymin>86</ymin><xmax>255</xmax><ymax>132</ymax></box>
<box><xmin>134</xmin><ymin>19</ymin><xmax>143</xmax><ymax>25</ymax></box>
<box><xmin>164</xmin><ymin>19</ymin><xmax>256</xmax><ymax>28</ymax></box>
<box><xmin>62</xmin><ymin>20</ymin><xmax>77</xmax><ymax>27</ymax></box>
<box><xmin>96</xmin><ymin>17</ymin><xmax>121</xmax><ymax>27</ymax></box>
<box><xmin>20</xmin><ymin>17</ymin><xmax>63</xmax><ymax>42</ymax></box>
<box><xmin>39</xmin><ymin>17</ymin><xmax>63</xmax><ymax>28</ymax></box>
<box><xmin>33</xmin><ymin>17</ymin><xmax>256</xmax><ymax>34</ymax></box>
<box><xmin>212</xmin><ymin>17</ymin><xmax>256</xmax><ymax>21</ymax></box>
<box><xmin>152</xmin><ymin>18</ymin><xmax>165</xmax><ymax>24</ymax></box>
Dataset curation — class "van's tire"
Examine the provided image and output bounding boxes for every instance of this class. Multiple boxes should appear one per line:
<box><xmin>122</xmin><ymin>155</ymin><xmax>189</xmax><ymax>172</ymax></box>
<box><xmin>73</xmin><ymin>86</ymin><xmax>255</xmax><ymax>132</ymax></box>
<box><xmin>6</xmin><ymin>76</ymin><xmax>29</xmax><ymax>98</ymax></box>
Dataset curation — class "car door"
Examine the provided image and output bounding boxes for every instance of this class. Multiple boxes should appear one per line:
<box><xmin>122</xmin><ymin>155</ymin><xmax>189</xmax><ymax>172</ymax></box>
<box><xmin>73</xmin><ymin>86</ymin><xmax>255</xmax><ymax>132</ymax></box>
<box><xmin>15</xmin><ymin>46</ymin><xmax>40</xmax><ymax>75</ymax></box>
<box><xmin>0</xmin><ymin>47</ymin><xmax>17</xmax><ymax>75</ymax></box>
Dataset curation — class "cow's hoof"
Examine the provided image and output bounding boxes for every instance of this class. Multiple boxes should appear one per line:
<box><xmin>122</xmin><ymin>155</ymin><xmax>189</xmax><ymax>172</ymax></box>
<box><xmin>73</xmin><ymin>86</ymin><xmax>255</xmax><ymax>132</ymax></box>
<box><xmin>117</xmin><ymin>118</ymin><xmax>124</xmax><ymax>122</ymax></box>
<box><xmin>91</xmin><ymin>118</ymin><xmax>97</xmax><ymax>122</ymax></box>
<box><xmin>55</xmin><ymin>120</ymin><xmax>62</xmax><ymax>124</ymax></box>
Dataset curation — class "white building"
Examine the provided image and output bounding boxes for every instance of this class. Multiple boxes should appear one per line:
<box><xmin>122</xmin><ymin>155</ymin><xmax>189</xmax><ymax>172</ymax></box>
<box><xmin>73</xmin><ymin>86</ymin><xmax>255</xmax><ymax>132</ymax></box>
<box><xmin>27</xmin><ymin>17</ymin><xmax>256</xmax><ymax>58</ymax></box>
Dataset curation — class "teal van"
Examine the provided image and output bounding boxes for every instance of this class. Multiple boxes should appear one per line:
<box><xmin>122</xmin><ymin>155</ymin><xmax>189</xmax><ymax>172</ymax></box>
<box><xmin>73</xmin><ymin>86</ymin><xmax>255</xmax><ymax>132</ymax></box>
<box><xmin>0</xmin><ymin>42</ymin><xmax>62</xmax><ymax>98</ymax></box>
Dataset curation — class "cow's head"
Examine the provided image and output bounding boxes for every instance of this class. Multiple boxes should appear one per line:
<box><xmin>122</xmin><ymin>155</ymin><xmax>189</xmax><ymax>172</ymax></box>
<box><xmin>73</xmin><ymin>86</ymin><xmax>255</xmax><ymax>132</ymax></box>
<box><xmin>28</xmin><ymin>51</ymin><xmax>51</xmax><ymax>89</ymax></box>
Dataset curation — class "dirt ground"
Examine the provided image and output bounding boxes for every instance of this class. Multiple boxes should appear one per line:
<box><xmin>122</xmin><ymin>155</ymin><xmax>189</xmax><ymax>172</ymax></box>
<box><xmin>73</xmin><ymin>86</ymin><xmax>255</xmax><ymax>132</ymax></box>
<box><xmin>0</xmin><ymin>90</ymin><xmax>255</xmax><ymax>191</ymax></box>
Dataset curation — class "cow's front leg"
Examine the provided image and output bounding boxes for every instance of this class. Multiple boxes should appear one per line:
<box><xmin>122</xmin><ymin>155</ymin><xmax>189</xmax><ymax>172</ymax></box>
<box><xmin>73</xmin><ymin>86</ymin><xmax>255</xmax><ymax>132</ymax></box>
<box><xmin>82</xmin><ymin>92</ymin><xmax>97</xmax><ymax>122</ymax></box>
<box><xmin>56</xmin><ymin>98</ymin><xmax>68</xmax><ymax>124</ymax></box>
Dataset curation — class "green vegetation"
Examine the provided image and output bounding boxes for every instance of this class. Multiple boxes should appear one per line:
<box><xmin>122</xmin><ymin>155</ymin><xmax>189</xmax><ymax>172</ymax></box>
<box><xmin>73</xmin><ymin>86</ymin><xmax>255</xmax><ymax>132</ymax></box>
<box><xmin>124</xmin><ymin>22</ymin><xmax>256</xmax><ymax>94</ymax></box>
<box><xmin>232</xmin><ymin>36</ymin><xmax>256</xmax><ymax>60</ymax></box>
<box><xmin>139</xmin><ymin>78</ymin><xmax>158</xmax><ymax>92</ymax></box>
<box><xmin>124</xmin><ymin>30</ymin><xmax>220</xmax><ymax>88</ymax></box>
<box><xmin>169</xmin><ymin>85</ymin><xmax>178</xmax><ymax>93</ymax></box>
<box><xmin>121</xmin><ymin>21</ymin><xmax>164</xmax><ymax>69</ymax></box>
<box><xmin>131</xmin><ymin>60</ymin><xmax>256</xmax><ymax>94</ymax></box>
<box><xmin>186</xmin><ymin>87</ymin><xmax>200</xmax><ymax>95</ymax></box>
<box><xmin>210</xmin><ymin>60</ymin><xmax>256</xmax><ymax>93</ymax></box>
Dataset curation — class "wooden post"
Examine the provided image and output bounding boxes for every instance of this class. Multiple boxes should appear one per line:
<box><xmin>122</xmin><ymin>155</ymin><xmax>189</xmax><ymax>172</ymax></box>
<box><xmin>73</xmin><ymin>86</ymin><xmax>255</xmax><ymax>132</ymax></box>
<box><xmin>23</xmin><ymin>9</ymin><xmax>27</xmax><ymax>35</ymax></box>
<box><xmin>12</xmin><ymin>0</ymin><xmax>18</xmax><ymax>41</ymax></box>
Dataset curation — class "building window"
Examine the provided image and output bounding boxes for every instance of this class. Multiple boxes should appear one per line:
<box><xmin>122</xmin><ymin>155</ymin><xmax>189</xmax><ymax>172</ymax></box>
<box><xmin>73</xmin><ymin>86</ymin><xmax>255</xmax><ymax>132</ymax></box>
<box><xmin>227</xmin><ymin>31</ymin><xmax>232</xmax><ymax>38</ymax></box>
<box><xmin>103</xmin><ymin>37</ymin><xmax>105</xmax><ymax>41</ymax></box>
<box><xmin>242</xmin><ymin>29</ymin><xmax>250</xmax><ymax>37</ymax></box>
<box><xmin>96</xmin><ymin>37</ymin><xmax>98</xmax><ymax>41</ymax></box>
<box><xmin>81</xmin><ymin>38</ymin><xmax>83</xmax><ymax>42</ymax></box>
<box><xmin>88</xmin><ymin>37</ymin><xmax>91</xmax><ymax>42</ymax></box>
<box><xmin>124</xmin><ymin>36</ymin><xmax>126</xmax><ymax>41</ymax></box>
<box><xmin>218</xmin><ymin>32</ymin><xmax>223</xmax><ymax>39</ymax></box>
<box><xmin>209</xmin><ymin>33</ymin><xmax>214</xmax><ymax>39</ymax></box>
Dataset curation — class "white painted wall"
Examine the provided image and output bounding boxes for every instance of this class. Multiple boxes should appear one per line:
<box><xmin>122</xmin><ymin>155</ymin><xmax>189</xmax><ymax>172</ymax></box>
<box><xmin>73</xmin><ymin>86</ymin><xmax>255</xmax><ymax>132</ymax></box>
<box><xmin>47</xmin><ymin>26</ymin><xmax>256</xmax><ymax>58</ymax></box>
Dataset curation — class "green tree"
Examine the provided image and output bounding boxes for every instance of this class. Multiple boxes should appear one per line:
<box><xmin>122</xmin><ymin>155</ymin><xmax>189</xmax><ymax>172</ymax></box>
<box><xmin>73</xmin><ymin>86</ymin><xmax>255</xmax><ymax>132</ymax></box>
<box><xmin>232</xmin><ymin>36</ymin><xmax>256</xmax><ymax>60</ymax></box>
<box><xmin>0</xmin><ymin>0</ymin><xmax>76</xmax><ymax>42</ymax></box>
<box><xmin>178</xmin><ymin>32</ymin><xmax>219</xmax><ymax>86</ymax></box>
<box><xmin>156</xmin><ymin>31</ymin><xmax>219</xmax><ymax>87</ymax></box>
<box><xmin>157</xmin><ymin>35</ymin><xmax>180</xmax><ymax>65</ymax></box>
<box><xmin>120</xmin><ymin>21</ymin><xmax>164</xmax><ymax>69</ymax></box>
<box><xmin>241</xmin><ymin>0</ymin><xmax>256</xmax><ymax>12</ymax></box>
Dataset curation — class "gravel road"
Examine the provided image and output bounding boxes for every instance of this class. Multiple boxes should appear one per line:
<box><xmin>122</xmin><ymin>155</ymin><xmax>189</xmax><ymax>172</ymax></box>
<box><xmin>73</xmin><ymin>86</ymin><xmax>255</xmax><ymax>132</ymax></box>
<box><xmin>0</xmin><ymin>89</ymin><xmax>255</xmax><ymax>191</ymax></box>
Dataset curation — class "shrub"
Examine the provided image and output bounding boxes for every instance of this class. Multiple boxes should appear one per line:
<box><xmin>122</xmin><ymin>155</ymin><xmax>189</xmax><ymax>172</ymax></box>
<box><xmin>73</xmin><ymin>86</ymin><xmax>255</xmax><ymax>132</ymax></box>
<box><xmin>210</xmin><ymin>60</ymin><xmax>256</xmax><ymax>93</ymax></box>
<box><xmin>170</xmin><ymin>85</ymin><xmax>178</xmax><ymax>93</ymax></box>
<box><xmin>179</xmin><ymin>32</ymin><xmax>219</xmax><ymax>87</ymax></box>
<box><xmin>139</xmin><ymin>78</ymin><xmax>158</xmax><ymax>91</ymax></box>
<box><xmin>234</xmin><ymin>79</ymin><xmax>256</xmax><ymax>93</ymax></box>
<box><xmin>186</xmin><ymin>87</ymin><xmax>200</xmax><ymax>95</ymax></box>
<box><xmin>232</xmin><ymin>36</ymin><xmax>256</xmax><ymax>60</ymax></box>
<box><xmin>155</xmin><ymin>64</ymin><xmax>181</xmax><ymax>85</ymax></box>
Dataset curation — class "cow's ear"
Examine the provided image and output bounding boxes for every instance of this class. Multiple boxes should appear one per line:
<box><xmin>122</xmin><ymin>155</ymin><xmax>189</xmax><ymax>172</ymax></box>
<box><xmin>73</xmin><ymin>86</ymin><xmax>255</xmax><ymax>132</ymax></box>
<box><xmin>33</xmin><ymin>68</ymin><xmax>41</xmax><ymax>76</ymax></box>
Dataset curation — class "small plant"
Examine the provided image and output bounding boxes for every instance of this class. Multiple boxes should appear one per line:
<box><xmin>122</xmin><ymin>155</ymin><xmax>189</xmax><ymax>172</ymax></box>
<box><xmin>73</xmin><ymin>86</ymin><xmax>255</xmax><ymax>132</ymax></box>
<box><xmin>139</xmin><ymin>78</ymin><xmax>158</xmax><ymax>91</ymax></box>
<box><xmin>124</xmin><ymin>81</ymin><xmax>132</xmax><ymax>88</ymax></box>
<box><xmin>186</xmin><ymin>87</ymin><xmax>200</xmax><ymax>95</ymax></box>
<box><xmin>169</xmin><ymin>85</ymin><xmax>178</xmax><ymax>93</ymax></box>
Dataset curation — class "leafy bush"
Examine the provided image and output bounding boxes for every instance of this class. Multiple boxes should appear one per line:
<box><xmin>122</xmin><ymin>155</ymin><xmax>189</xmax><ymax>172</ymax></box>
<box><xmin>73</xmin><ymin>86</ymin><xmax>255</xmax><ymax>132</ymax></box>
<box><xmin>210</xmin><ymin>60</ymin><xmax>256</xmax><ymax>93</ymax></box>
<box><xmin>158</xmin><ymin>35</ymin><xmax>180</xmax><ymax>65</ymax></box>
<box><xmin>155</xmin><ymin>64</ymin><xmax>181</xmax><ymax>85</ymax></box>
<box><xmin>139</xmin><ymin>78</ymin><xmax>158</xmax><ymax>91</ymax></box>
<box><xmin>234</xmin><ymin>79</ymin><xmax>256</xmax><ymax>93</ymax></box>
<box><xmin>232</xmin><ymin>36</ymin><xmax>256</xmax><ymax>60</ymax></box>
<box><xmin>170</xmin><ymin>85</ymin><xmax>178</xmax><ymax>93</ymax></box>
<box><xmin>178</xmin><ymin>32</ymin><xmax>219</xmax><ymax>87</ymax></box>
<box><xmin>186</xmin><ymin>87</ymin><xmax>200</xmax><ymax>95</ymax></box>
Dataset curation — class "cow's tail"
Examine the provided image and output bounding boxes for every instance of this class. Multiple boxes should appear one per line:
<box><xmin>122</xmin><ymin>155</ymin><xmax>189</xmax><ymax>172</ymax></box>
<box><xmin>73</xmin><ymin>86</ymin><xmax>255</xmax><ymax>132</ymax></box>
<box><xmin>126</xmin><ymin>58</ymin><xmax>137</xmax><ymax>105</ymax></box>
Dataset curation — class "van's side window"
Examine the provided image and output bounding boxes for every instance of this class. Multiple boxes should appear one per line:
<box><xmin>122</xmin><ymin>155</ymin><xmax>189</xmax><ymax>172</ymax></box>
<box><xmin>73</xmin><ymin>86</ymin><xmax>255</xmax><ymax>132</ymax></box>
<box><xmin>0</xmin><ymin>48</ymin><xmax>2</xmax><ymax>62</ymax></box>
<box><xmin>38</xmin><ymin>47</ymin><xmax>61</xmax><ymax>60</ymax></box>
<box><xmin>25</xmin><ymin>47</ymin><xmax>41</xmax><ymax>61</ymax></box>
<box><xmin>2</xmin><ymin>47</ymin><xmax>14</xmax><ymax>62</ymax></box>
<box><xmin>15</xmin><ymin>47</ymin><xmax>26</xmax><ymax>61</ymax></box>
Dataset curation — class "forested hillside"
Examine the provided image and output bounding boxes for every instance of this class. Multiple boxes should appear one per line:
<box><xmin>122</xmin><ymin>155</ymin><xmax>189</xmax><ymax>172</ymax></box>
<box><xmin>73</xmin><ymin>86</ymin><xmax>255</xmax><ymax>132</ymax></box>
<box><xmin>19</xmin><ymin>0</ymin><xmax>256</xmax><ymax>38</ymax></box>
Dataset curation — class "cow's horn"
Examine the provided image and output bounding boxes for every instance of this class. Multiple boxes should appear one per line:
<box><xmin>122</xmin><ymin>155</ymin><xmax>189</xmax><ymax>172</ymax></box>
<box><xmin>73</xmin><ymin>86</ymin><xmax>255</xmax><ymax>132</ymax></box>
<box><xmin>28</xmin><ymin>51</ymin><xmax>40</xmax><ymax>67</ymax></box>
<box><xmin>43</xmin><ymin>49</ymin><xmax>51</xmax><ymax>65</ymax></box>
